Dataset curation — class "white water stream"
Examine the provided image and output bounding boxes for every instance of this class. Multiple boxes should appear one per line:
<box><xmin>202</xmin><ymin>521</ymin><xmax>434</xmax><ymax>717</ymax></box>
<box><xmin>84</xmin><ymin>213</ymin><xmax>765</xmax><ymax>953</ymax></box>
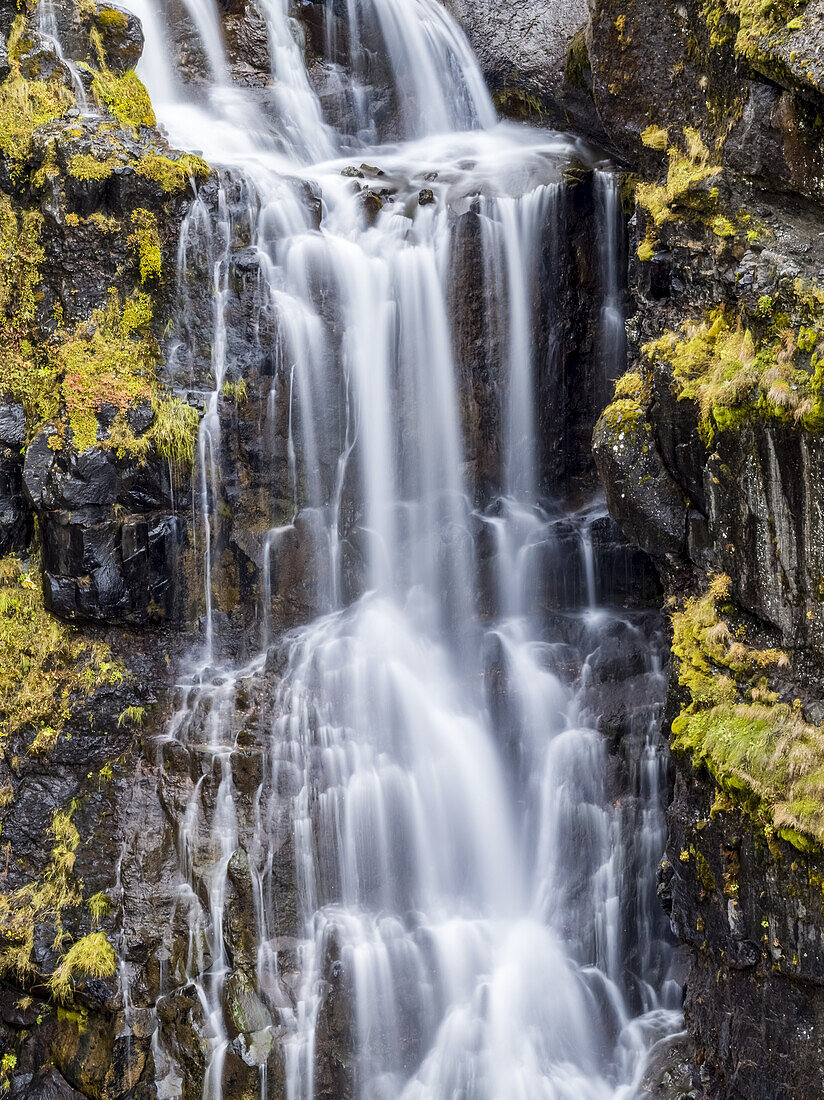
<box><xmin>106</xmin><ymin>0</ymin><xmax>683</xmax><ymax>1095</ymax></box>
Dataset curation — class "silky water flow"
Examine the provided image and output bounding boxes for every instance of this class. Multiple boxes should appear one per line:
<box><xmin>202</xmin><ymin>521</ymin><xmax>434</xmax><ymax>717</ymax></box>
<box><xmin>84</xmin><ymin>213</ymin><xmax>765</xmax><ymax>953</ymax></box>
<box><xmin>104</xmin><ymin>0</ymin><xmax>685</xmax><ymax>1095</ymax></box>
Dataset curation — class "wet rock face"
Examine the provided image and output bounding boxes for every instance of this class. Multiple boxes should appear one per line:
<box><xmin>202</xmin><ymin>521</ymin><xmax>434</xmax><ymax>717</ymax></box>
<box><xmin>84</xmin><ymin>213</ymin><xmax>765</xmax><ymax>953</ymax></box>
<box><xmin>449</xmin><ymin>171</ymin><xmax>613</xmax><ymax>502</ymax></box>
<box><xmin>0</xmin><ymin>401</ymin><xmax>30</xmax><ymax>556</ymax></box>
<box><xmin>669</xmin><ymin>766</ymin><xmax>824</xmax><ymax>1100</ymax></box>
<box><xmin>440</xmin><ymin>0</ymin><xmax>589</xmax><ymax>125</ymax></box>
<box><xmin>706</xmin><ymin>426</ymin><xmax>824</xmax><ymax>657</ymax></box>
<box><xmin>593</xmin><ymin>406</ymin><xmax>688</xmax><ymax>561</ymax></box>
<box><xmin>583</xmin><ymin>0</ymin><xmax>824</xmax><ymax>1094</ymax></box>
<box><xmin>51</xmin><ymin>3</ymin><xmax>144</xmax><ymax>75</ymax></box>
<box><xmin>23</xmin><ymin>434</ymin><xmax>192</xmax><ymax>623</ymax></box>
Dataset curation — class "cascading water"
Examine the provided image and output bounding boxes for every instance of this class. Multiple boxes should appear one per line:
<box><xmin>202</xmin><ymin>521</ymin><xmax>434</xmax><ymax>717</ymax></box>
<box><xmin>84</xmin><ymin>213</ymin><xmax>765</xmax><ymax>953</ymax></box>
<box><xmin>112</xmin><ymin>0</ymin><xmax>683</xmax><ymax>1095</ymax></box>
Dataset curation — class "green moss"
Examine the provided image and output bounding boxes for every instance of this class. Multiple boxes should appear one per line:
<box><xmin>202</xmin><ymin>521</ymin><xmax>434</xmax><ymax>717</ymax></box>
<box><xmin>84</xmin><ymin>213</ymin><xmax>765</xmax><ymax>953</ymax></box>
<box><xmin>491</xmin><ymin>87</ymin><xmax>544</xmax><ymax>120</ymax></box>
<box><xmin>565</xmin><ymin>30</ymin><xmax>591</xmax><ymax>93</ymax></box>
<box><xmin>89</xmin><ymin>66</ymin><xmax>155</xmax><ymax>133</ymax></box>
<box><xmin>701</xmin><ymin>0</ymin><xmax>809</xmax><ymax>67</ymax></box>
<box><xmin>0</xmin><ymin>72</ymin><xmax>74</xmax><ymax>175</ymax></box>
<box><xmin>94</xmin><ymin>6</ymin><xmax>129</xmax><ymax>33</ymax></box>
<box><xmin>0</xmin><ymin>1052</ymin><xmax>16</xmax><ymax>1092</ymax></box>
<box><xmin>694</xmin><ymin>849</ymin><xmax>717</xmax><ymax>894</ymax></box>
<box><xmin>87</xmin><ymin>212</ymin><xmax>121</xmax><ymax>234</ymax></box>
<box><xmin>134</xmin><ymin>151</ymin><xmax>211</xmax><ymax>193</ymax></box>
<box><xmin>49</xmin><ymin>931</ymin><xmax>116</xmax><ymax>1001</ymax></box>
<box><xmin>641</xmin><ymin>125</ymin><xmax>669</xmax><ymax>151</ymax></box>
<box><xmin>645</xmin><ymin>296</ymin><xmax>824</xmax><ymax>440</ymax></box>
<box><xmin>0</xmin><ymin>556</ymin><xmax>124</xmax><ymax>753</ymax></box>
<box><xmin>0</xmin><ymin>194</ymin><xmax>43</xmax><ymax>325</ymax></box>
<box><xmin>598</xmin><ymin>396</ymin><xmax>647</xmax><ymax>432</ymax></box>
<box><xmin>0</xmin><ymin>804</ymin><xmax>81</xmax><ymax>980</ymax></box>
<box><xmin>222</xmin><ymin>378</ymin><xmax>248</xmax><ymax>404</ymax></box>
<box><xmin>149</xmin><ymin>396</ymin><xmax>200</xmax><ymax>465</ymax></box>
<box><xmin>56</xmin><ymin>291</ymin><xmax>157</xmax><ymax>453</ymax></box>
<box><xmin>117</xmin><ymin>704</ymin><xmax>145</xmax><ymax>726</ymax></box>
<box><xmin>86</xmin><ymin>892</ymin><xmax>110</xmax><ymax>924</ymax></box>
<box><xmin>712</xmin><ymin>214</ymin><xmax>736</xmax><ymax>237</ymax></box>
<box><xmin>129</xmin><ymin>208</ymin><xmax>162</xmax><ymax>284</ymax></box>
<box><xmin>636</xmin><ymin>129</ymin><xmax>719</xmax><ymax>228</ymax></box>
<box><xmin>671</xmin><ymin>575</ymin><xmax>824</xmax><ymax>849</ymax></box>
<box><xmin>68</xmin><ymin>153</ymin><xmax>117</xmax><ymax>182</ymax></box>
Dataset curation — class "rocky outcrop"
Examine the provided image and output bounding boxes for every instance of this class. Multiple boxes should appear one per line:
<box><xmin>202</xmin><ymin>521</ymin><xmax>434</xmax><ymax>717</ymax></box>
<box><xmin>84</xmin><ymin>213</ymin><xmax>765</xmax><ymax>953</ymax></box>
<box><xmin>0</xmin><ymin>2</ymin><xmax>213</xmax><ymax>1093</ymax></box>
<box><xmin>441</xmin><ymin>0</ymin><xmax>591</xmax><ymax>126</ymax></box>
<box><xmin>584</xmin><ymin>1</ymin><xmax>824</xmax><ymax>1095</ymax></box>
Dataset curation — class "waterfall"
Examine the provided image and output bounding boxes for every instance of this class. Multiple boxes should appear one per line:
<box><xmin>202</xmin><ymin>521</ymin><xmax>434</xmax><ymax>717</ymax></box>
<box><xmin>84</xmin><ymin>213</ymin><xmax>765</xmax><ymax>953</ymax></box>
<box><xmin>116</xmin><ymin>0</ymin><xmax>682</xmax><ymax>1095</ymax></box>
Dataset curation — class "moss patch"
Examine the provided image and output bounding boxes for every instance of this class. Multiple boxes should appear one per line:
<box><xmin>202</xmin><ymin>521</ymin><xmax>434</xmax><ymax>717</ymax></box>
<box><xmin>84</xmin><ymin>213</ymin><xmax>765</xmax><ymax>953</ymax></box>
<box><xmin>672</xmin><ymin>574</ymin><xmax>824</xmax><ymax>849</ymax></box>
<box><xmin>57</xmin><ymin>290</ymin><xmax>158</xmax><ymax>454</ymax></box>
<box><xmin>636</xmin><ymin>128</ymin><xmax>719</xmax><ymax>229</ymax></box>
<box><xmin>89</xmin><ymin>66</ymin><xmax>155</xmax><ymax>134</ymax></box>
<box><xmin>0</xmin><ymin>24</ymin><xmax>74</xmax><ymax>176</ymax></box>
<box><xmin>0</xmin><ymin>556</ymin><xmax>124</xmax><ymax>754</ymax></box>
<box><xmin>644</xmin><ymin>286</ymin><xmax>824</xmax><ymax>441</ymax></box>
<box><xmin>134</xmin><ymin>151</ymin><xmax>211</xmax><ymax>193</ymax></box>
<box><xmin>700</xmin><ymin>0</ymin><xmax>809</xmax><ymax>64</ymax></box>
<box><xmin>49</xmin><ymin>931</ymin><xmax>115</xmax><ymax>1001</ymax></box>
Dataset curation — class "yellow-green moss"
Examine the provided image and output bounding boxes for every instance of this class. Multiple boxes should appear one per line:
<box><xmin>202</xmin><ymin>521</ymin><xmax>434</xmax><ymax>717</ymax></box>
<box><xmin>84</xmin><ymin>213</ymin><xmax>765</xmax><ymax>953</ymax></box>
<box><xmin>491</xmin><ymin>87</ymin><xmax>544</xmax><ymax>120</ymax></box>
<box><xmin>222</xmin><ymin>378</ymin><xmax>248</xmax><ymax>404</ymax></box>
<box><xmin>636</xmin><ymin>129</ymin><xmax>719</xmax><ymax>228</ymax></box>
<box><xmin>701</xmin><ymin>0</ymin><xmax>809</xmax><ymax>65</ymax></box>
<box><xmin>0</xmin><ymin>196</ymin><xmax>60</xmax><ymax>429</ymax></box>
<box><xmin>86</xmin><ymin>892</ymin><xmax>110</xmax><ymax>923</ymax></box>
<box><xmin>58</xmin><ymin>290</ymin><xmax>158</xmax><ymax>453</ymax></box>
<box><xmin>134</xmin><ymin>152</ymin><xmax>211</xmax><ymax>193</ymax></box>
<box><xmin>94</xmin><ymin>6</ymin><xmax>129</xmax><ymax>33</ymax></box>
<box><xmin>637</xmin><ymin>234</ymin><xmax>655</xmax><ymax>262</ymax></box>
<box><xmin>0</xmin><ymin>71</ymin><xmax>74</xmax><ymax>174</ymax></box>
<box><xmin>87</xmin><ymin>212</ymin><xmax>121</xmax><ymax>233</ymax></box>
<box><xmin>68</xmin><ymin>153</ymin><xmax>118</xmax><ymax>182</ymax></box>
<box><xmin>711</xmin><ymin>214</ymin><xmax>736</xmax><ymax>237</ymax></box>
<box><xmin>612</xmin><ymin>370</ymin><xmax>648</xmax><ymax>401</ymax></box>
<box><xmin>0</xmin><ymin>556</ymin><xmax>124</xmax><ymax>752</ymax></box>
<box><xmin>671</xmin><ymin>575</ymin><xmax>824</xmax><ymax>849</ymax></box>
<box><xmin>644</xmin><ymin>297</ymin><xmax>824</xmax><ymax>440</ymax></box>
<box><xmin>565</xmin><ymin>30</ymin><xmax>591</xmax><ymax>93</ymax></box>
<box><xmin>49</xmin><ymin>931</ymin><xmax>116</xmax><ymax>1001</ymax></box>
<box><xmin>641</xmin><ymin>125</ymin><xmax>669</xmax><ymax>151</ymax></box>
<box><xmin>0</xmin><ymin>803</ymin><xmax>82</xmax><ymax>980</ymax></box>
<box><xmin>89</xmin><ymin>66</ymin><xmax>155</xmax><ymax>133</ymax></box>
<box><xmin>129</xmin><ymin>208</ymin><xmax>162</xmax><ymax>284</ymax></box>
<box><xmin>149</xmin><ymin>396</ymin><xmax>200</xmax><ymax>465</ymax></box>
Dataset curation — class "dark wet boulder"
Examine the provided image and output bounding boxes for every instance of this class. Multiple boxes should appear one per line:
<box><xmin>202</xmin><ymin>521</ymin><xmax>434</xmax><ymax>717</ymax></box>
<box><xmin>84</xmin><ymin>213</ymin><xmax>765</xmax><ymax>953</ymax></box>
<box><xmin>593</xmin><ymin>401</ymin><xmax>688</xmax><ymax>560</ymax></box>
<box><xmin>0</xmin><ymin>400</ymin><xmax>30</xmax><ymax>555</ymax></box>
<box><xmin>92</xmin><ymin>4</ymin><xmax>144</xmax><ymax>72</ymax></box>
<box><xmin>24</xmin><ymin>432</ymin><xmax>192</xmax><ymax>624</ymax></box>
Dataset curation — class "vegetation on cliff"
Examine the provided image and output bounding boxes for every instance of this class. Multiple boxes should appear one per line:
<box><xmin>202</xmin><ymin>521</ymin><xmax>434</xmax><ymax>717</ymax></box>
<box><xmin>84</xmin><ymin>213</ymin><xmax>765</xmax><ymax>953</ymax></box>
<box><xmin>0</xmin><ymin>555</ymin><xmax>124</xmax><ymax>755</ymax></box>
<box><xmin>643</xmin><ymin>283</ymin><xmax>824</xmax><ymax>441</ymax></box>
<box><xmin>0</xmin><ymin>0</ymin><xmax>204</xmax><ymax>1018</ymax></box>
<box><xmin>672</xmin><ymin>575</ymin><xmax>824</xmax><ymax>850</ymax></box>
<box><xmin>0</xmin><ymin>799</ymin><xmax>116</xmax><ymax>1001</ymax></box>
<box><xmin>0</xmin><ymin>6</ymin><xmax>208</xmax><ymax>464</ymax></box>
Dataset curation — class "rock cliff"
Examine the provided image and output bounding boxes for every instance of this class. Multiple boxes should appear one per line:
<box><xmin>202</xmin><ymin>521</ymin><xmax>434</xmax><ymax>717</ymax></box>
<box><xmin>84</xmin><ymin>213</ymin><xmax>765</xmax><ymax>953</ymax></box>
<box><xmin>526</xmin><ymin>1</ymin><xmax>824</xmax><ymax>1096</ymax></box>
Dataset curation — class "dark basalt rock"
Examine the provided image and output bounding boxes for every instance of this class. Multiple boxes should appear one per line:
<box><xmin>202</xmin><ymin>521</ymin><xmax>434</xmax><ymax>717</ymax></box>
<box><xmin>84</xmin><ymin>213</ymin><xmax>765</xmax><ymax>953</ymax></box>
<box><xmin>670</xmin><ymin>766</ymin><xmax>824</xmax><ymax>1100</ymax></box>
<box><xmin>93</xmin><ymin>4</ymin><xmax>144</xmax><ymax>73</ymax></box>
<box><xmin>23</xmin><ymin>433</ymin><xmax>192</xmax><ymax>624</ymax></box>
<box><xmin>0</xmin><ymin>400</ymin><xmax>30</xmax><ymax>556</ymax></box>
<box><xmin>593</xmin><ymin>408</ymin><xmax>688</xmax><ymax>560</ymax></box>
<box><xmin>583</xmin><ymin>1</ymin><xmax>824</xmax><ymax>1093</ymax></box>
<box><xmin>43</xmin><ymin>1</ymin><xmax>144</xmax><ymax>76</ymax></box>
